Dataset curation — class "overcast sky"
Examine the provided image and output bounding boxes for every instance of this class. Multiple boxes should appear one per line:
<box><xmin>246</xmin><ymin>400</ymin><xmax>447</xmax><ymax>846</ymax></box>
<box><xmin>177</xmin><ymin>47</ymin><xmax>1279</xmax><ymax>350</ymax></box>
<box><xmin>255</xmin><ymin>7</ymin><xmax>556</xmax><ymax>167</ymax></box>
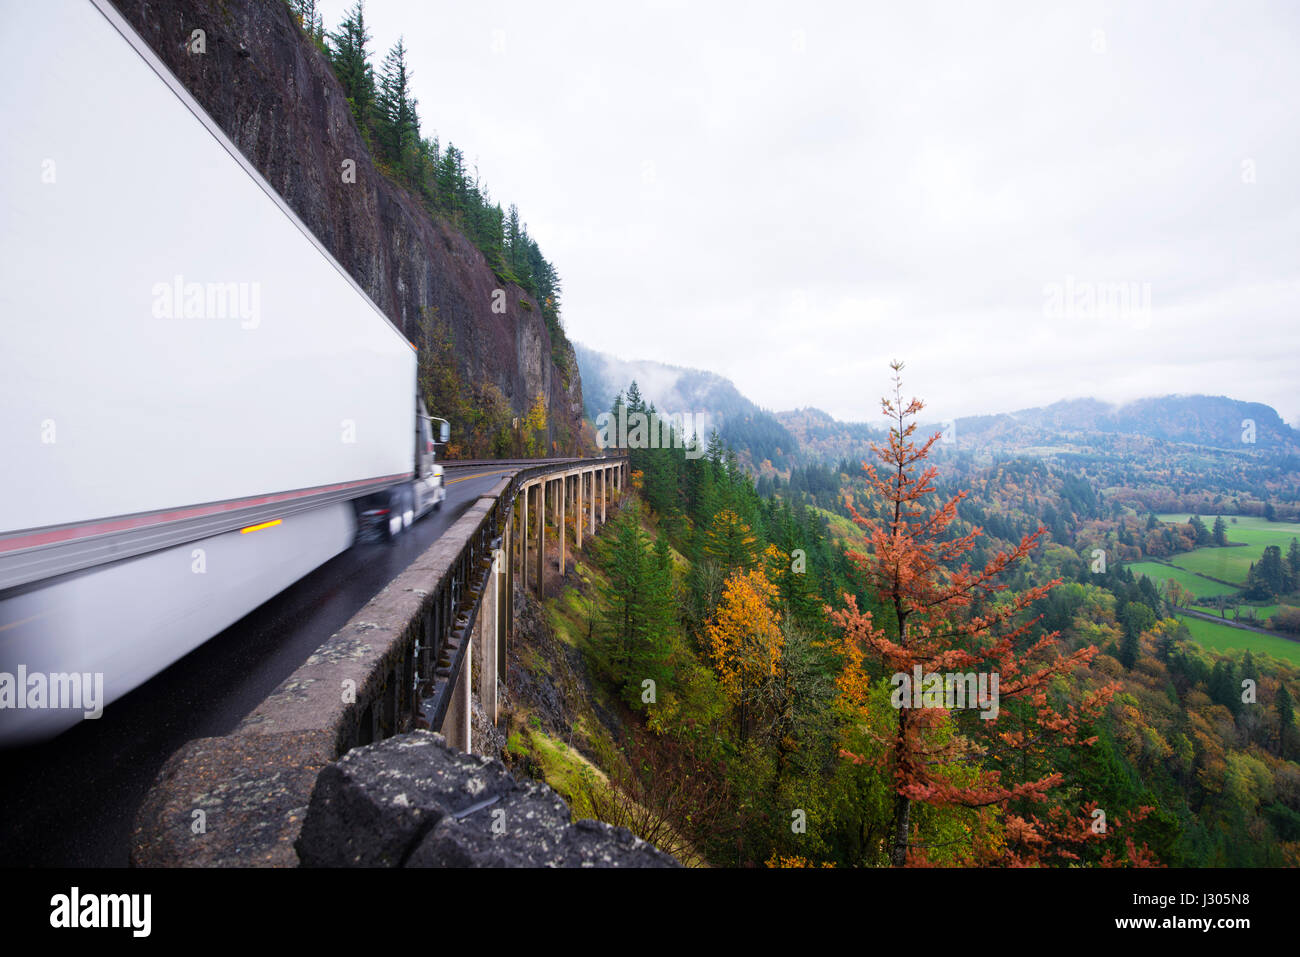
<box><xmin>318</xmin><ymin>0</ymin><xmax>1300</xmax><ymax>426</ymax></box>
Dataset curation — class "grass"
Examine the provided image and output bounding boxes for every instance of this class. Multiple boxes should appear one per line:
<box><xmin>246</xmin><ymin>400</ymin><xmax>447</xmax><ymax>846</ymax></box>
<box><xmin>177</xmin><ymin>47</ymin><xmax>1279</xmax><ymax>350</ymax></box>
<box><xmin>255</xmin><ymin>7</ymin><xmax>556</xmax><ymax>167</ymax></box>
<box><xmin>1156</xmin><ymin>513</ymin><xmax>1300</xmax><ymax>585</ymax></box>
<box><xmin>523</xmin><ymin>726</ymin><xmax>611</xmax><ymax>820</ymax></box>
<box><xmin>1126</xmin><ymin>560</ymin><xmax>1239</xmax><ymax>598</ymax></box>
<box><xmin>1176</xmin><ymin>612</ymin><xmax>1300</xmax><ymax>667</ymax></box>
<box><xmin>1146</xmin><ymin>514</ymin><xmax>1299</xmax><ymax>586</ymax></box>
<box><xmin>1157</xmin><ymin>512</ymin><xmax>1300</xmax><ymax>541</ymax></box>
<box><xmin>1237</xmin><ymin>603</ymin><xmax>1280</xmax><ymax>624</ymax></box>
<box><xmin>1167</xmin><ymin>548</ymin><xmax>1260</xmax><ymax>587</ymax></box>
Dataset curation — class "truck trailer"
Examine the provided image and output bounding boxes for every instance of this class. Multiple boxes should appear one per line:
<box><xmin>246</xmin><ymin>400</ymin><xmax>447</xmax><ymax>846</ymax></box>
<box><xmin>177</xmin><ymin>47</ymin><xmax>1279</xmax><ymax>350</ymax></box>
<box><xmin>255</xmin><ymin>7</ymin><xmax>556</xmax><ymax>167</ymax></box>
<box><xmin>0</xmin><ymin>0</ymin><xmax>446</xmax><ymax>744</ymax></box>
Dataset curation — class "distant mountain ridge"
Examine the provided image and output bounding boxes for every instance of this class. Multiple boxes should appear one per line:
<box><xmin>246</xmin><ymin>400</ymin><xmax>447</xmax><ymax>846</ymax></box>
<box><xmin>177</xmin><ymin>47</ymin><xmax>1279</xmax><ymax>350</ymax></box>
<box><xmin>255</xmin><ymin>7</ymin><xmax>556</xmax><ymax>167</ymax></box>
<box><xmin>955</xmin><ymin>395</ymin><xmax>1300</xmax><ymax>452</ymax></box>
<box><xmin>574</xmin><ymin>345</ymin><xmax>1300</xmax><ymax>468</ymax></box>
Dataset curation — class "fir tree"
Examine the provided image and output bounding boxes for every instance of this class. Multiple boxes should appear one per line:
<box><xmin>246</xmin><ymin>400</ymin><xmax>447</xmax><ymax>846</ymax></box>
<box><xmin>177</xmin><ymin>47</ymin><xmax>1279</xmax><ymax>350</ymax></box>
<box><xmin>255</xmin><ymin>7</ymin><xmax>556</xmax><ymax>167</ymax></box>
<box><xmin>1212</xmin><ymin>515</ymin><xmax>1228</xmax><ymax>546</ymax></box>
<box><xmin>376</xmin><ymin>38</ymin><xmax>419</xmax><ymax>175</ymax></box>
<box><xmin>328</xmin><ymin>1</ymin><xmax>376</xmax><ymax>131</ymax></box>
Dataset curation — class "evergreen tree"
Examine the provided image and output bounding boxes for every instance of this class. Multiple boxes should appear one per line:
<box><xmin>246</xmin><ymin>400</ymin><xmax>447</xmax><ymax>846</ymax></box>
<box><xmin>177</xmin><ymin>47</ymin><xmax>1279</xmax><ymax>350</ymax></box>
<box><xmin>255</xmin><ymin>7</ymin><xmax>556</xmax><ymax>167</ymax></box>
<box><xmin>1188</xmin><ymin>514</ymin><xmax>1210</xmax><ymax>546</ymax></box>
<box><xmin>1119</xmin><ymin>629</ymin><xmax>1140</xmax><ymax>671</ymax></box>
<box><xmin>1208</xmin><ymin>660</ymin><xmax>1240</xmax><ymax>715</ymax></box>
<box><xmin>595</xmin><ymin>505</ymin><xmax>673</xmax><ymax>705</ymax></box>
<box><xmin>699</xmin><ymin>509</ymin><xmax>759</xmax><ymax>573</ymax></box>
<box><xmin>624</xmin><ymin>381</ymin><xmax>645</xmax><ymax>415</ymax></box>
<box><xmin>288</xmin><ymin>0</ymin><xmax>326</xmax><ymax>44</ymax></box>
<box><xmin>1246</xmin><ymin>545</ymin><xmax>1288</xmax><ymax>599</ymax></box>
<box><xmin>1212</xmin><ymin>515</ymin><xmax>1228</xmax><ymax>546</ymax></box>
<box><xmin>328</xmin><ymin>1</ymin><xmax>376</xmax><ymax>131</ymax></box>
<box><xmin>1278</xmin><ymin>682</ymin><xmax>1295</xmax><ymax>757</ymax></box>
<box><xmin>376</xmin><ymin>38</ymin><xmax>420</xmax><ymax>176</ymax></box>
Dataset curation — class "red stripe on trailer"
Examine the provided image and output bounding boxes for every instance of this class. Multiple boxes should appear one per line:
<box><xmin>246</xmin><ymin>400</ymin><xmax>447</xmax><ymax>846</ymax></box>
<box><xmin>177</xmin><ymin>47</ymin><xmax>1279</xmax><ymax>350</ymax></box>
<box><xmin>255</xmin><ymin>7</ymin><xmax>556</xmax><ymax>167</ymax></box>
<box><xmin>0</xmin><ymin>473</ymin><xmax>413</xmax><ymax>554</ymax></box>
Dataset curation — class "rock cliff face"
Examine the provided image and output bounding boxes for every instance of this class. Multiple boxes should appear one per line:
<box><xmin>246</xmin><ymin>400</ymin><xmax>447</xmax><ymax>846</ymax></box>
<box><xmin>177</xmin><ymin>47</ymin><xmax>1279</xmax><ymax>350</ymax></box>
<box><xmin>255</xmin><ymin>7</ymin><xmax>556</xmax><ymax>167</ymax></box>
<box><xmin>110</xmin><ymin>0</ymin><xmax>585</xmax><ymax>449</ymax></box>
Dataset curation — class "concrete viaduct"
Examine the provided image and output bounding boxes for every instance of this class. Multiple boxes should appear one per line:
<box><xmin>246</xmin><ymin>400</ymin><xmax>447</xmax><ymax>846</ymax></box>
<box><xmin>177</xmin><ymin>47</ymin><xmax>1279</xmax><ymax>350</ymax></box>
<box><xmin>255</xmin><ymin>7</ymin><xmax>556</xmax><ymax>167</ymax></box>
<box><xmin>439</xmin><ymin>456</ymin><xmax>628</xmax><ymax>753</ymax></box>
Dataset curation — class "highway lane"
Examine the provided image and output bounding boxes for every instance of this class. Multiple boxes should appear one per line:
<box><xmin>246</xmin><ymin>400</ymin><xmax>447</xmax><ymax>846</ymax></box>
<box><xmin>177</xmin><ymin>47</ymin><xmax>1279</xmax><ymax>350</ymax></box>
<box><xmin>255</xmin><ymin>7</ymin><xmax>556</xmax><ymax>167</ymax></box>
<box><xmin>0</xmin><ymin>468</ymin><xmax>516</xmax><ymax>867</ymax></box>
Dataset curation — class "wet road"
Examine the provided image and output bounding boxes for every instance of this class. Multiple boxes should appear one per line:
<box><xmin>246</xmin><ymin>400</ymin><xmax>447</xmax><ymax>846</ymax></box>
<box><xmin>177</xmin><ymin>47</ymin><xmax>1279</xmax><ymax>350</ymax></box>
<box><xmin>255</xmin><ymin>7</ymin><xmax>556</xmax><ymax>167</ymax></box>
<box><xmin>0</xmin><ymin>467</ymin><xmax>516</xmax><ymax>867</ymax></box>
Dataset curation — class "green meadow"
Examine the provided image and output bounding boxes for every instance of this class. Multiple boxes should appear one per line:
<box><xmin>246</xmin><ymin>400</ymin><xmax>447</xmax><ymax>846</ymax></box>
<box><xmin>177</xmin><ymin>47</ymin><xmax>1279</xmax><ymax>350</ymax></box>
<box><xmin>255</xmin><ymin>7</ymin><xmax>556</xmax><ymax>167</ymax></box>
<box><xmin>1126</xmin><ymin>560</ymin><xmax>1239</xmax><ymax>598</ymax></box>
<box><xmin>1155</xmin><ymin>514</ymin><xmax>1300</xmax><ymax>586</ymax></box>
<box><xmin>1176</xmin><ymin>612</ymin><xmax>1300</xmax><ymax>667</ymax></box>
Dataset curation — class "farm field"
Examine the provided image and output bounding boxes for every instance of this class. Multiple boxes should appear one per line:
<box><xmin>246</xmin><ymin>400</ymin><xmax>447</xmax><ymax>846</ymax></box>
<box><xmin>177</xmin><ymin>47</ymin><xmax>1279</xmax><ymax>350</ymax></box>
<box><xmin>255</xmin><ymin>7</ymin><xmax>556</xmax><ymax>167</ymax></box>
<box><xmin>1157</xmin><ymin>513</ymin><xmax>1300</xmax><ymax>549</ymax></box>
<box><xmin>1167</xmin><ymin>548</ymin><xmax>1256</xmax><ymax>586</ymax></box>
<box><xmin>1176</xmin><ymin>612</ymin><xmax>1300</xmax><ymax>667</ymax></box>
<box><xmin>1153</xmin><ymin>515</ymin><xmax>1300</xmax><ymax>585</ymax></box>
<box><xmin>1126</xmin><ymin>560</ymin><xmax>1238</xmax><ymax>598</ymax></box>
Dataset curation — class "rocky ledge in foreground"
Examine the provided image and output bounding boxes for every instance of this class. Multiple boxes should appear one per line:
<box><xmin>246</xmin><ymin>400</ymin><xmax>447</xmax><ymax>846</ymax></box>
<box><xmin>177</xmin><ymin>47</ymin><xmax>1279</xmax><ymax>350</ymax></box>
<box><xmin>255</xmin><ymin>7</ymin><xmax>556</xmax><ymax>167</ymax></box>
<box><xmin>295</xmin><ymin>731</ymin><xmax>679</xmax><ymax>868</ymax></box>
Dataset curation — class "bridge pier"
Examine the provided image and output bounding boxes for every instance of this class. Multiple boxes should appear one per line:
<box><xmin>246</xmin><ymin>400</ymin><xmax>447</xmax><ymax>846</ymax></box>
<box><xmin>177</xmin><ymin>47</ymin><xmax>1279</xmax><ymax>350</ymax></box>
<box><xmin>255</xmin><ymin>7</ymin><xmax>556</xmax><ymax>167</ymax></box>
<box><xmin>501</xmin><ymin>517</ymin><xmax>511</xmax><ymax>681</ymax></box>
<box><xmin>519</xmin><ymin>481</ymin><xmax>529</xmax><ymax>593</ymax></box>
<box><xmin>535</xmin><ymin>480</ymin><xmax>546</xmax><ymax>596</ymax></box>
<box><xmin>575</xmin><ymin>471</ymin><xmax>583</xmax><ymax>551</ymax></box>
<box><xmin>445</xmin><ymin>636</ymin><xmax>472</xmax><ymax>752</ymax></box>
<box><xmin>479</xmin><ymin>546</ymin><xmax>500</xmax><ymax>725</ymax></box>
<box><xmin>450</xmin><ymin>461</ymin><xmax>625</xmax><ymax>739</ymax></box>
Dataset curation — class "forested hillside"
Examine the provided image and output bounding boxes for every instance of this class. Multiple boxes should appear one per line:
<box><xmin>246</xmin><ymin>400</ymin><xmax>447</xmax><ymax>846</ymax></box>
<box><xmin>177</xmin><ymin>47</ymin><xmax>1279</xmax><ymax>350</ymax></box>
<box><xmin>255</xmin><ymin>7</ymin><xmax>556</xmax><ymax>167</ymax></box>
<box><xmin>520</xmin><ymin>369</ymin><xmax>1300</xmax><ymax>866</ymax></box>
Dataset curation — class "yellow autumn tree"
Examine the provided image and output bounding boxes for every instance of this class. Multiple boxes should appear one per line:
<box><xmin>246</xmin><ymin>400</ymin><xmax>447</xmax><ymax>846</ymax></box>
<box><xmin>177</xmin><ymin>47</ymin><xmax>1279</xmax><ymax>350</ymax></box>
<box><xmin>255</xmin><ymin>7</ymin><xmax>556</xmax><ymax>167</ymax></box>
<box><xmin>522</xmin><ymin>393</ymin><xmax>547</xmax><ymax>456</ymax></box>
<box><xmin>706</xmin><ymin>568</ymin><xmax>783</xmax><ymax>740</ymax></box>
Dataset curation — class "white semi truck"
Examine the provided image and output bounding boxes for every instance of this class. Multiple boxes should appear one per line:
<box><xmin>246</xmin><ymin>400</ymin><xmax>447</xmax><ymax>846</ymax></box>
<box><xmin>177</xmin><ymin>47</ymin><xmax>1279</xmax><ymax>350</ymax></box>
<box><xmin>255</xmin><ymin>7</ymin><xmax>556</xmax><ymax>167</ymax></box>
<box><xmin>0</xmin><ymin>0</ymin><xmax>447</xmax><ymax>744</ymax></box>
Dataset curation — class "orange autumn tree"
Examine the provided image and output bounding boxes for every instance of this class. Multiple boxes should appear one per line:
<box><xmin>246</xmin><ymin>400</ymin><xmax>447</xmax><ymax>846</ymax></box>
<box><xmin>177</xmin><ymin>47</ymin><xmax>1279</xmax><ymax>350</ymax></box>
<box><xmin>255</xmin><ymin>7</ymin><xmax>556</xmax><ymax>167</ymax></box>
<box><xmin>831</xmin><ymin>361</ymin><xmax>1131</xmax><ymax>867</ymax></box>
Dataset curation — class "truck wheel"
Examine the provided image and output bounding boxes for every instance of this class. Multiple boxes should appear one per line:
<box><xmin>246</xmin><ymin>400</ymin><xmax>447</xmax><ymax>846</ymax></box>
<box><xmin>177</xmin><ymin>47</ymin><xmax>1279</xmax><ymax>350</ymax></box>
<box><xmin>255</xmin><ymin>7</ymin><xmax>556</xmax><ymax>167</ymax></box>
<box><xmin>383</xmin><ymin>486</ymin><xmax>410</xmax><ymax>542</ymax></box>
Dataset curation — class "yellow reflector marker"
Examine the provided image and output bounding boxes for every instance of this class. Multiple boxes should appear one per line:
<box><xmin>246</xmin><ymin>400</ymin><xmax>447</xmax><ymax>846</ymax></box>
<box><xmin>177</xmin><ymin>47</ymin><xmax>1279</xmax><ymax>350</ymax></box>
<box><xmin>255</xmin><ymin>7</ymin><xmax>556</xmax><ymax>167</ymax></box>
<box><xmin>240</xmin><ymin>519</ymin><xmax>282</xmax><ymax>534</ymax></box>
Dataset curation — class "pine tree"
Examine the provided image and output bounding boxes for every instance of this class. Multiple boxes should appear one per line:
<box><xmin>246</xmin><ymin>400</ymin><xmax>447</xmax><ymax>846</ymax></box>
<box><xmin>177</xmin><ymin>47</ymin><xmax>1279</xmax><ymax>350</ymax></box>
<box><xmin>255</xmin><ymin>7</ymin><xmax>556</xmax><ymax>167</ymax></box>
<box><xmin>376</xmin><ymin>38</ymin><xmax>420</xmax><ymax>176</ymax></box>
<box><xmin>700</xmin><ymin>509</ymin><xmax>759</xmax><ymax>573</ymax></box>
<box><xmin>288</xmin><ymin>0</ymin><xmax>326</xmax><ymax>45</ymax></box>
<box><xmin>328</xmin><ymin>1</ymin><xmax>376</xmax><ymax>131</ymax></box>
<box><xmin>624</xmin><ymin>381</ymin><xmax>645</xmax><ymax>415</ymax></box>
<box><xmin>595</xmin><ymin>505</ymin><xmax>673</xmax><ymax>705</ymax></box>
<box><xmin>1213</xmin><ymin>515</ymin><xmax>1228</xmax><ymax>546</ymax></box>
<box><xmin>1278</xmin><ymin>682</ymin><xmax>1295</xmax><ymax>757</ymax></box>
<box><xmin>1208</xmin><ymin>660</ymin><xmax>1240</xmax><ymax>714</ymax></box>
<box><xmin>504</xmin><ymin>204</ymin><xmax>526</xmax><ymax>281</ymax></box>
<box><xmin>1188</xmin><ymin>514</ymin><xmax>1210</xmax><ymax>546</ymax></box>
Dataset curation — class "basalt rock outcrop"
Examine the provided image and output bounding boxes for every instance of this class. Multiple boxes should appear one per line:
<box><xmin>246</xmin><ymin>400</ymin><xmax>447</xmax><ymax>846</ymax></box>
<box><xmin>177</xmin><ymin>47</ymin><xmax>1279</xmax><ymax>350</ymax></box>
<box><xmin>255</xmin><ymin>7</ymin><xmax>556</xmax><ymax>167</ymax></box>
<box><xmin>295</xmin><ymin>731</ymin><xmax>679</xmax><ymax>868</ymax></box>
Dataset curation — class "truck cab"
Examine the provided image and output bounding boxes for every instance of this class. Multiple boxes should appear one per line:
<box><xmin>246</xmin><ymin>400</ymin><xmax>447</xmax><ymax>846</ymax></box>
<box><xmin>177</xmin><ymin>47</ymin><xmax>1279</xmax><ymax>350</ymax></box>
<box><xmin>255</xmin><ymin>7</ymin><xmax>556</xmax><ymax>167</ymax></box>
<box><xmin>357</xmin><ymin>398</ymin><xmax>449</xmax><ymax>541</ymax></box>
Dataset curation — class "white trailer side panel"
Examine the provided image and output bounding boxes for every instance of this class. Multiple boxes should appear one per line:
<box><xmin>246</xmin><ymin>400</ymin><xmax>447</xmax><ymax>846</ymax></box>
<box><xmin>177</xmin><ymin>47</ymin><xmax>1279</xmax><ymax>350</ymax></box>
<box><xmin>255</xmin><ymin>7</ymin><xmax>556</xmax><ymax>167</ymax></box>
<box><xmin>0</xmin><ymin>0</ymin><xmax>415</xmax><ymax>536</ymax></box>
